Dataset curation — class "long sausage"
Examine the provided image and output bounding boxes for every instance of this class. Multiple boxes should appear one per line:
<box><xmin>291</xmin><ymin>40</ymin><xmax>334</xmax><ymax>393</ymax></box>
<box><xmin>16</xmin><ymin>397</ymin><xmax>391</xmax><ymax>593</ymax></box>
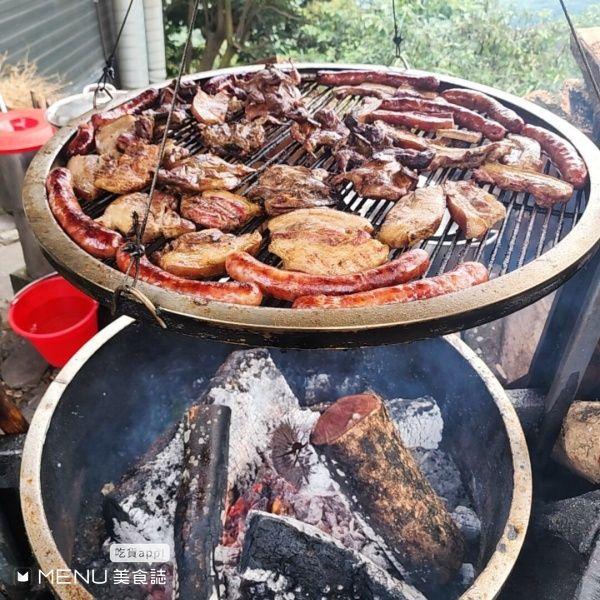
<box><xmin>317</xmin><ymin>69</ymin><xmax>440</xmax><ymax>92</ymax></box>
<box><xmin>225</xmin><ymin>249</ymin><xmax>429</xmax><ymax>302</ymax></box>
<box><xmin>292</xmin><ymin>262</ymin><xmax>488</xmax><ymax>309</ymax></box>
<box><xmin>67</xmin><ymin>121</ymin><xmax>95</xmax><ymax>156</ymax></box>
<box><xmin>362</xmin><ymin>110</ymin><xmax>455</xmax><ymax>132</ymax></box>
<box><xmin>116</xmin><ymin>246</ymin><xmax>263</xmax><ymax>306</ymax></box>
<box><xmin>441</xmin><ymin>88</ymin><xmax>524</xmax><ymax>134</ymax></box>
<box><xmin>380</xmin><ymin>97</ymin><xmax>506</xmax><ymax>141</ymax></box>
<box><xmin>46</xmin><ymin>168</ymin><xmax>122</xmax><ymax>258</ymax></box>
<box><xmin>521</xmin><ymin>124</ymin><xmax>588</xmax><ymax>189</ymax></box>
<box><xmin>91</xmin><ymin>88</ymin><xmax>160</xmax><ymax>129</ymax></box>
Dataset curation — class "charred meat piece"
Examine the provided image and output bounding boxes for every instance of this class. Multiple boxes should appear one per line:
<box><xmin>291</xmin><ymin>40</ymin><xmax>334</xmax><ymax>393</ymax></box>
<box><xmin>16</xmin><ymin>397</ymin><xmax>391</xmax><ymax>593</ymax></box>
<box><xmin>94</xmin><ymin>143</ymin><xmax>160</xmax><ymax>194</ymax></box>
<box><xmin>434</xmin><ymin>129</ymin><xmax>483</xmax><ymax>145</ymax></box>
<box><xmin>180</xmin><ymin>190</ymin><xmax>261</xmax><ymax>231</ymax></box>
<box><xmin>332</xmin><ymin>83</ymin><xmax>397</xmax><ymax>99</ymax></box>
<box><xmin>268</xmin><ymin>208</ymin><xmax>389</xmax><ymax>275</ymax></box>
<box><xmin>158</xmin><ymin>153</ymin><xmax>255</xmax><ymax>193</ymax></box>
<box><xmin>373</xmin><ymin>148</ymin><xmax>436</xmax><ymax>171</ymax></box>
<box><xmin>249</xmin><ymin>165</ymin><xmax>334</xmax><ymax>216</ymax></box>
<box><xmin>191</xmin><ymin>88</ymin><xmax>230</xmax><ymax>125</ymax></box>
<box><xmin>334</xmin><ymin>148</ymin><xmax>369</xmax><ymax>172</ymax></box>
<box><xmin>332</xmin><ymin>156</ymin><xmax>418</xmax><ymax>201</ymax></box>
<box><xmin>345</xmin><ymin>117</ymin><xmax>430</xmax><ymax>153</ymax></box>
<box><xmin>378</xmin><ymin>186</ymin><xmax>446</xmax><ymax>248</ymax></box>
<box><xmin>96</xmin><ymin>190</ymin><xmax>195</xmax><ymax>242</ymax></box>
<box><xmin>66</xmin><ymin>154</ymin><xmax>102</xmax><ymax>202</ymax></box>
<box><xmin>154</xmin><ymin>229</ymin><xmax>262</xmax><ymax>278</ymax></box>
<box><xmin>444</xmin><ymin>180</ymin><xmax>506</xmax><ymax>239</ymax></box>
<box><xmin>501</xmin><ymin>134</ymin><xmax>543</xmax><ymax>172</ymax></box>
<box><xmin>115</xmin><ymin>115</ymin><xmax>155</xmax><ymax>152</ymax></box>
<box><xmin>242</xmin><ymin>62</ymin><xmax>305</xmax><ymax>121</ymax></box>
<box><xmin>473</xmin><ymin>162</ymin><xmax>574</xmax><ymax>207</ymax></box>
<box><xmin>290</xmin><ymin>108</ymin><xmax>350</xmax><ymax>154</ymax></box>
<box><xmin>198</xmin><ymin>119</ymin><xmax>266</xmax><ymax>156</ymax></box>
<box><xmin>428</xmin><ymin>141</ymin><xmax>511</xmax><ymax>171</ymax></box>
<box><xmin>362</xmin><ymin>109</ymin><xmax>455</xmax><ymax>132</ymax></box>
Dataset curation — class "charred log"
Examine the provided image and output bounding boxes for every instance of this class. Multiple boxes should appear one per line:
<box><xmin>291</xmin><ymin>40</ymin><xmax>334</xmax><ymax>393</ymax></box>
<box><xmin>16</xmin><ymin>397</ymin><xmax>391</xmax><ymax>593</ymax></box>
<box><xmin>311</xmin><ymin>393</ymin><xmax>464</xmax><ymax>591</ymax></box>
<box><xmin>238</xmin><ymin>511</ymin><xmax>425</xmax><ymax>600</ymax></box>
<box><xmin>174</xmin><ymin>403</ymin><xmax>230</xmax><ymax>600</ymax></box>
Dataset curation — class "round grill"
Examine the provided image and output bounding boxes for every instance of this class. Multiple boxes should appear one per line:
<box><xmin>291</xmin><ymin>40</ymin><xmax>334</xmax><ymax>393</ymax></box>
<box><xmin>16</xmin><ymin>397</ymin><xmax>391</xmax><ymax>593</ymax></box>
<box><xmin>22</xmin><ymin>63</ymin><xmax>600</xmax><ymax>347</ymax></box>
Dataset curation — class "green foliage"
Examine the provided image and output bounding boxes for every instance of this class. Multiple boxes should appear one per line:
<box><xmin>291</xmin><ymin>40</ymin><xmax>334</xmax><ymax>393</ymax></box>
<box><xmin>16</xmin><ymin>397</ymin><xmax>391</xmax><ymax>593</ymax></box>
<box><xmin>165</xmin><ymin>0</ymin><xmax>600</xmax><ymax>96</ymax></box>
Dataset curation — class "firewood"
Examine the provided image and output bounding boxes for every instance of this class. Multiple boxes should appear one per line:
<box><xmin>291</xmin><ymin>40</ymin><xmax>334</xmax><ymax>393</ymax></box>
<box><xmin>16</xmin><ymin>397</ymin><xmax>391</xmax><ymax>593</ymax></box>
<box><xmin>239</xmin><ymin>510</ymin><xmax>425</xmax><ymax>600</ymax></box>
<box><xmin>174</xmin><ymin>403</ymin><xmax>230</xmax><ymax>600</ymax></box>
<box><xmin>0</xmin><ymin>388</ymin><xmax>28</xmax><ymax>434</ymax></box>
<box><xmin>311</xmin><ymin>392</ymin><xmax>464</xmax><ymax>590</ymax></box>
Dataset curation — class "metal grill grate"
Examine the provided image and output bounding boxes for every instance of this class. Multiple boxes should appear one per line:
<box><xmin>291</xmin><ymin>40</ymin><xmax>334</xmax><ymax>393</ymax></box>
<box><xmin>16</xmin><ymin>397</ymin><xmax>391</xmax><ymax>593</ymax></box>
<box><xmin>79</xmin><ymin>76</ymin><xmax>588</xmax><ymax>308</ymax></box>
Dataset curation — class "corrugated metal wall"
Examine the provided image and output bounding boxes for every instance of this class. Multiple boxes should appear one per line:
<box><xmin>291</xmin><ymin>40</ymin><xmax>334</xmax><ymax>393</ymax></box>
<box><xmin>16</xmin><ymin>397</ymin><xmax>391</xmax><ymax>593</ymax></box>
<box><xmin>0</xmin><ymin>0</ymin><xmax>114</xmax><ymax>92</ymax></box>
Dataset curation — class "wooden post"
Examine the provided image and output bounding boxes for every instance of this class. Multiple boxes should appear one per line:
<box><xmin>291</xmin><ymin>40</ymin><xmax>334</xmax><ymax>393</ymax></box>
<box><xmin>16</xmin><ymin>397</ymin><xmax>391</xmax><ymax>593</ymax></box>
<box><xmin>311</xmin><ymin>393</ymin><xmax>464</xmax><ymax>590</ymax></box>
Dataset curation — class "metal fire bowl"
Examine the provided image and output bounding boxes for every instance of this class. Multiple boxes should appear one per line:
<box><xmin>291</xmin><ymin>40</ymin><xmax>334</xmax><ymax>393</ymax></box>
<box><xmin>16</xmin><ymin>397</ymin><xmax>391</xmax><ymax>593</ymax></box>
<box><xmin>20</xmin><ymin>317</ymin><xmax>531</xmax><ymax>599</ymax></box>
<box><xmin>22</xmin><ymin>63</ymin><xmax>600</xmax><ymax>348</ymax></box>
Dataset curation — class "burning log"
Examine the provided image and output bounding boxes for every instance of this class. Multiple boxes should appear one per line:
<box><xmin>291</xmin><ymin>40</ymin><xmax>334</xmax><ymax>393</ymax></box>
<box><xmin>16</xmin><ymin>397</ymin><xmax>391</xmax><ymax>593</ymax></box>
<box><xmin>174</xmin><ymin>403</ymin><xmax>230</xmax><ymax>599</ymax></box>
<box><xmin>311</xmin><ymin>393</ymin><xmax>464</xmax><ymax>590</ymax></box>
<box><xmin>238</xmin><ymin>510</ymin><xmax>425</xmax><ymax>600</ymax></box>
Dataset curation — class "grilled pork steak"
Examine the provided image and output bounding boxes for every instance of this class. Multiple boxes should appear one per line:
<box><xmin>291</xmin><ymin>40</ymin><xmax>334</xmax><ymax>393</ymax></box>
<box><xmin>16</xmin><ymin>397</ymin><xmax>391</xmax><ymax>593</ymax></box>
<box><xmin>158</xmin><ymin>153</ymin><xmax>255</xmax><ymax>193</ymax></box>
<box><xmin>290</xmin><ymin>108</ymin><xmax>350</xmax><ymax>154</ymax></box>
<box><xmin>473</xmin><ymin>162</ymin><xmax>574</xmax><ymax>207</ymax></box>
<box><xmin>198</xmin><ymin>119</ymin><xmax>266</xmax><ymax>156</ymax></box>
<box><xmin>96</xmin><ymin>190</ymin><xmax>195</xmax><ymax>243</ymax></box>
<box><xmin>66</xmin><ymin>154</ymin><xmax>102</xmax><ymax>202</ymax></box>
<box><xmin>180</xmin><ymin>190</ymin><xmax>261</xmax><ymax>231</ymax></box>
<box><xmin>444</xmin><ymin>180</ymin><xmax>506</xmax><ymax>239</ymax></box>
<box><xmin>268</xmin><ymin>208</ymin><xmax>389</xmax><ymax>275</ymax></box>
<box><xmin>250</xmin><ymin>165</ymin><xmax>334</xmax><ymax>216</ymax></box>
<box><xmin>332</xmin><ymin>156</ymin><xmax>418</xmax><ymax>201</ymax></box>
<box><xmin>191</xmin><ymin>89</ymin><xmax>230</xmax><ymax>125</ymax></box>
<box><xmin>501</xmin><ymin>134</ymin><xmax>543</xmax><ymax>172</ymax></box>
<box><xmin>378</xmin><ymin>186</ymin><xmax>446</xmax><ymax>248</ymax></box>
<box><xmin>154</xmin><ymin>229</ymin><xmax>262</xmax><ymax>278</ymax></box>
<box><xmin>95</xmin><ymin>115</ymin><xmax>138</xmax><ymax>157</ymax></box>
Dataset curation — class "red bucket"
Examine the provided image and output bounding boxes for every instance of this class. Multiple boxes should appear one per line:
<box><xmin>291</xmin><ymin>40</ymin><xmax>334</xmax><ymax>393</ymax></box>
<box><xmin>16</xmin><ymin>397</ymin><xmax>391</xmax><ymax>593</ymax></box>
<box><xmin>8</xmin><ymin>275</ymin><xmax>99</xmax><ymax>368</ymax></box>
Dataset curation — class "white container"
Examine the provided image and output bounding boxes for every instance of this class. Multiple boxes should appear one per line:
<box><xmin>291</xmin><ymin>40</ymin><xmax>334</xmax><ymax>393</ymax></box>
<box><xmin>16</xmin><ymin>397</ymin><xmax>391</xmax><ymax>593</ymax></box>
<box><xmin>143</xmin><ymin>0</ymin><xmax>167</xmax><ymax>83</ymax></box>
<box><xmin>114</xmin><ymin>0</ymin><xmax>150</xmax><ymax>89</ymax></box>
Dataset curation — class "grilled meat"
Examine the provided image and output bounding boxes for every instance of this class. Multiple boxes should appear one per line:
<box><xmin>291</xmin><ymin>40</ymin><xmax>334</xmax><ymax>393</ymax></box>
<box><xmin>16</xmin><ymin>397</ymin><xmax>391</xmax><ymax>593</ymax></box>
<box><xmin>345</xmin><ymin>117</ymin><xmax>431</xmax><ymax>154</ymax></box>
<box><xmin>180</xmin><ymin>190</ymin><xmax>261</xmax><ymax>231</ymax></box>
<box><xmin>158</xmin><ymin>153</ymin><xmax>255</xmax><ymax>193</ymax></box>
<box><xmin>444</xmin><ymin>180</ymin><xmax>506</xmax><ymax>239</ymax></box>
<box><xmin>95</xmin><ymin>115</ymin><xmax>138</xmax><ymax>157</ymax></box>
<box><xmin>290</xmin><ymin>108</ymin><xmax>350</xmax><ymax>154</ymax></box>
<box><xmin>250</xmin><ymin>165</ymin><xmax>334</xmax><ymax>216</ymax></box>
<box><xmin>243</xmin><ymin>63</ymin><xmax>305</xmax><ymax>121</ymax></box>
<box><xmin>428</xmin><ymin>141</ymin><xmax>511</xmax><ymax>171</ymax></box>
<box><xmin>268</xmin><ymin>208</ymin><xmax>389</xmax><ymax>275</ymax></box>
<box><xmin>473</xmin><ymin>162</ymin><xmax>574</xmax><ymax>207</ymax></box>
<box><xmin>434</xmin><ymin>129</ymin><xmax>483</xmax><ymax>144</ymax></box>
<box><xmin>378</xmin><ymin>186</ymin><xmax>446</xmax><ymax>248</ymax></box>
<box><xmin>154</xmin><ymin>229</ymin><xmax>262</xmax><ymax>278</ymax></box>
<box><xmin>331</xmin><ymin>156</ymin><xmax>418</xmax><ymax>201</ymax></box>
<box><xmin>334</xmin><ymin>148</ymin><xmax>369</xmax><ymax>172</ymax></box>
<box><xmin>143</xmin><ymin>80</ymin><xmax>195</xmax><ymax>128</ymax></box>
<box><xmin>373</xmin><ymin>148</ymin><xmax>436</xmax><ymax>171</ymax></box>
<box><xmin>191</xmin><ymin>89</ymin><xmax>230</xmax><ymax>125</ymax></box>
<box><xmin>94</xmin><ymin>143</ymin><xmax>160</xmax><ymax>194</ymax></box>
<box><xmin>66</xmin><ymin>154</ymin><xmax>102</xmax><ymax>202</ymax></box>
<box><xmin>96</xmin><ymin>190</ymin><xmax>195</xmax><ymax>243</ymax></box>
<box><xmin>333</xmin><ymin>83</ymin><xmax>397</xmax><ymax>99</ymax></box>
<box><xmin>198</xmin><ymin>119</ymin><xmax>266</xmax><ymax>156</ymax></box>
<box><xmin>363</xmin><ymin>109</ymin><xmax>456</xmax><ymax>132</ymax></box>
<box><xmin>501</xmin><ymin>134</ymin><xmax>543</xmax><ymax>172</ymax></box>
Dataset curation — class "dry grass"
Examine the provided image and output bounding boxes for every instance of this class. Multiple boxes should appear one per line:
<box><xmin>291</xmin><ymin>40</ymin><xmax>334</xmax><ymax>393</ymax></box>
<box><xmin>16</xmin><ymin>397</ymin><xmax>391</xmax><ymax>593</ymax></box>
<box><xmin>0</xmin><ymin>53</ymin><xmax>65</xmax><ymax>110</ymax></box>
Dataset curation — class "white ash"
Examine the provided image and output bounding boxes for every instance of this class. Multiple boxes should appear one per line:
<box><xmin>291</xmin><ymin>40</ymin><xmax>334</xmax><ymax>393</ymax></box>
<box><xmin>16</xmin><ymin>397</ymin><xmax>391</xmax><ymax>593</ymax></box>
<box><xmin>452</xmin><ymin>505</ymin><xmax>481</xmax><ymax>545</ymax></box>
<box><xmin>385</xmin><ymin>396</ymin><xmax>443</xmax><ymax>450</ymax></box>
<box><xmin>103</xmin><ymin>423</ymin><xmax>184</xmax><ymax>558</ymax></box>
<box><xmin>303</xmin><ymin>372</ymin><xmax>367</xmax><ymax>405</ymax></box>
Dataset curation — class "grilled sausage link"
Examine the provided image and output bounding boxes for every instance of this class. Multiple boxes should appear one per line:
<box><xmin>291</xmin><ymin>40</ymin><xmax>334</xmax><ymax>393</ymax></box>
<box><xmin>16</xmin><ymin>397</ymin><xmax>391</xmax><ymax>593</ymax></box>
<box><xmin>521</xmin><ymin>124</ymin><xmax>588</xmax><ymax>189</ymax></box>
<box><xmin>46</xmin><ymin>167</ymin><xmax>123</xmax><ymax>258</ymax></box>
<box><xmin>225</xmin><ymin>249</ymin><xmax>429</xmax><ymax>302</ymax></box>
<box><xmin>441</xmin><ymin>89</ymin><xmax>524</xmax><ymax>134</ymax></box>
<box><xmin>293</xmin><ymin>262</ymin><xmax>488</xmax><ymax>309</ymax></box>
<box><xmin>91</xmin><ymin>88</ymin><xmax>160</xmax><ymax>129</ymax></box>
<box><xmin>116</xmin><ymin>247</ymin><xmax>263</xmax><ymax>306</ymax></box>
<box><xmin>317</xmin><ymin>69</ymin><xmax>440</xmax><ymax>92</ymax></box>
<box><xmin>363</xmin><ymin>110</ymin><xmax>455</xmax><ymax>132</ymax></box>
<box><xmin>380</xmin><ymin>97</ymin><xmax>506</xmax><ymax>141</ymax></box>
<box><xmin>67</xmin><ymin>121</ymin><xmax>95</xmax><ymax>156</ymax></box>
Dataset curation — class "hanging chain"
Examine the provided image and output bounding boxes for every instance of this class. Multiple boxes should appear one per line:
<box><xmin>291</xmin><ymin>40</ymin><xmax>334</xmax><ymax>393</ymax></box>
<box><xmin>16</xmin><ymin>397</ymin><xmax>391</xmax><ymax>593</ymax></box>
<box><xmin>558</xmin><ymin>0</ymin><xmax>600</xmax><ymax>107</ymax></box>
<box><xmin>93</xmin><ymin>0</ymin><xmax>136</xmax><ymax>108</ymax></box>
<box><xmin>390</xmin><ymin>0</ymin><xmax>409</xmax><ymax>69</ymax></box>
<box><xmin>112</xmin><ymin>0</ymin><xmax>202</xmax><ymax>325</ymax></box>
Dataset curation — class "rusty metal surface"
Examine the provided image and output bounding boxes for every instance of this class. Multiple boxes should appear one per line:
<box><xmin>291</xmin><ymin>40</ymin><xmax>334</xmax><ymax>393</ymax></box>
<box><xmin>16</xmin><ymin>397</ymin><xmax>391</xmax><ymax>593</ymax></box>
<box><xmin>22</xmin><ymin>63</ymin><xmax>600</xmax><ymax>347</ymax></box>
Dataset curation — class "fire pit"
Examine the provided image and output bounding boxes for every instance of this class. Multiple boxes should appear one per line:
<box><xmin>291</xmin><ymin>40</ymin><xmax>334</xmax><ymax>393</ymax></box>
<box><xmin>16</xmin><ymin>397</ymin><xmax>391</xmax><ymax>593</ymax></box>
<box><xmin>20</xmin><ymin>317</ymin><xmax>531</xmax><ymax>599</ymax></box>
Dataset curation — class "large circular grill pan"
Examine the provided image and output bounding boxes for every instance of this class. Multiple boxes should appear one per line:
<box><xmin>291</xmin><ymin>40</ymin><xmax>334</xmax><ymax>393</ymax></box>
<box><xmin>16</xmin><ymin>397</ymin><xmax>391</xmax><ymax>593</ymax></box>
<box><xmin>23</xmin><ymin>63</ymin><xmax>600</xmax><ymax>347</ymax></box>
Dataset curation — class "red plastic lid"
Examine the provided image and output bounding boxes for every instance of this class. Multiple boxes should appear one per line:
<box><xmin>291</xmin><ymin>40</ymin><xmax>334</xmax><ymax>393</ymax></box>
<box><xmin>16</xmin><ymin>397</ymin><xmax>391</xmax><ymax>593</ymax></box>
<box><xmin>0</xmin><ymin>108</ymin><xmax>55</xmax><ymax>155</ymax></box>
